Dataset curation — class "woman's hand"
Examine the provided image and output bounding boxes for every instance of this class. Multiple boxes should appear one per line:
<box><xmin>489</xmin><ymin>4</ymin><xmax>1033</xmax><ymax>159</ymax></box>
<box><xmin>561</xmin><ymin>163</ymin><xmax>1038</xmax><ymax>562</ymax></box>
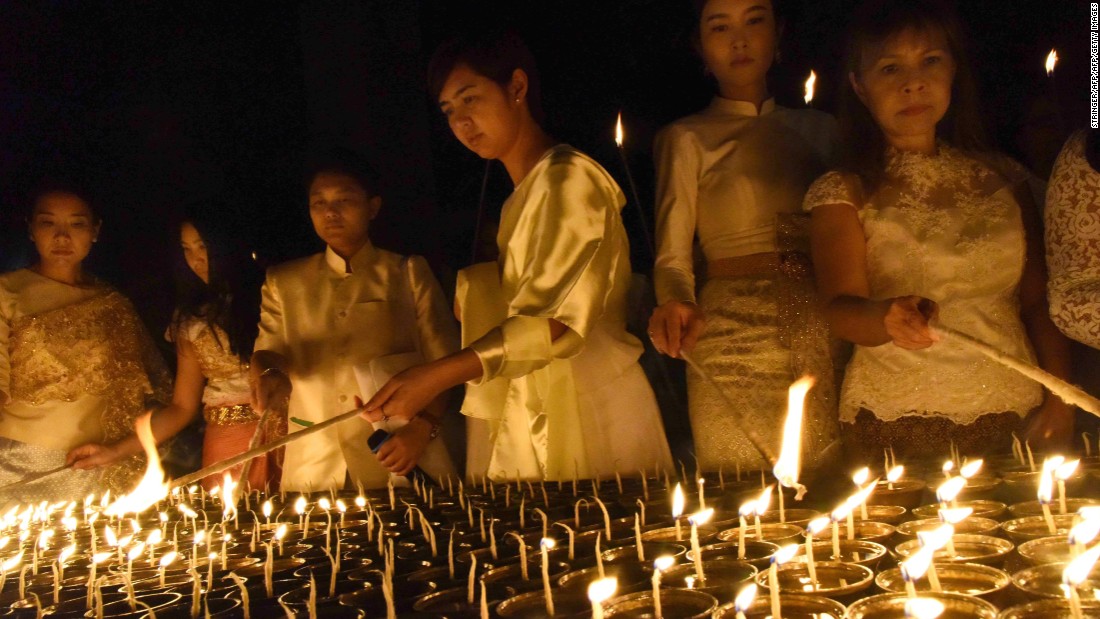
<box><xmin>883</xmin><ymin>296</ymin><xmax>940</xmax><ymax>350</ymax></box>
<box><xmin>1022</xmin><ymin>398</ymin><xmax>1075</xmax><ymax>450</ymax></box>
<box><xmin>251</xmin><ymin>368</ymin><xmax>292</xmax><ymax>414</ymax></box>
<box><xmin>376</xmin><ymin>416</ymin><xmax>434</xmax><ymax>475</ymax></box>
<box><xmin>360</xmin><ymin>363</ymin><xmax>448</xmax><ymax>424</ymax></box>
<box><xmin>65</xmin><ymin>443</ymin><xmax>122</xmax><ymax>469</ymax></box>
<box><xmin>648</xmin><ymin>301</ymin><xmax>705</xmax><ymax>358</ymax></box>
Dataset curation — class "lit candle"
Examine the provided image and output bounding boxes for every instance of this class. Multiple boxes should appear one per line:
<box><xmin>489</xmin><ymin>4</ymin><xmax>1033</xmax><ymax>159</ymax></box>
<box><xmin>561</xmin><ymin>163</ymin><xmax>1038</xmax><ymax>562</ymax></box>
<box><xmin>938</xmin><ymin>508</ymin><xmax>972</xmax><ymax>556</ymax></box>
<box><xmin>915</xmin><ymin>525</ymin><xmax>952</xmax><ymax>592</ymax></box>
<box><xmin>804</xmin><ymin>517</ymin><xmax>830</xmax><ymax>587</ymax></box>
<box><xmin>1062</xmin><ymin>542</ymin><xmax>1100</xmax><ymax>619</ymax></box>
<box><xmin>737</xmin><ymin>501</ymin><xmax>754</xmax><ymax>560</ymax></box>
<box><xmin>671</xmin><ymin>484</ymin><xmax>685</xmax><ymax>541</ymax></box>
<box><xmin>651</xmin><ymin>556</ymin><xmax>674</xmax><ymax>619</ymax></box>
<box><xmin>1038</xmin><ymin>456</ymin><xmax>1065</xmax><ymax>534</ymax></box>
<box><xmin>1056</xmin><ymin>459</ymin><xmax>1080</xmax><ymax>515</ymax></box>
<box><xmin>803</xmin><ymin>70</ymin><xmax>816</xmax><ymax>105</ymax></box>
<box><xmin>768</xmin><ymin>545</ymin><xmax>798</xmax><ymax>619</ymax></box>
<box><xmin>773</xmin><ymin>376</ymin><xmax>814</xmax><ymax>524</ymax></box>
<box><xmin>587</xmin><ymin>577</ymin><xmax>617</xmax><ymax>619</ymax></box>
<box><xmin>935</xmin><ymin>476</ymin><xmax>966</xmax><ymax>512</ymax></box>
<box><xmin>887</xmin><ymin>465</ymin><xmax>904</xmax><ymax>491</ymax></box>
<box><xmin>959</xmin><ymin>459</ymin><xmax>983</xmax><ymax>480</ymax></box>
<box><xmin>540</xmin><ymin>538</ymin><xmax>556</xmax><ymax>616</ymax></box>
<box><xmin>852</xmin><ymin>467</ymin><xmax>870</xmax><ymax>520</ymax></box>
<box><xmin>159</xmin><ymin>550</ymin><xmax>177</xmax><ymax>587</ymax></box>
<box><xmin>733</xmin><ymin>583</ymin><xmax>757</xmax><ymax>619</ymax></box>
<box><xmin>1068</xmin><ymin>516</ymin><xmax>1100</xmax><ymax>558</ymax></box>
<box><xmin>688</xmin><ymin>508</ymin><xmax>713</xmax><ymax>583</ymax></box>
<box><xmin>904</xmin><ymin>597</ymin><xmax>945</xmax><ymax>619</ymax></box>
<box><xmin>900</xmin><ymin>547</ymin><xmax>933</xmax><ymax>598</ymax></box>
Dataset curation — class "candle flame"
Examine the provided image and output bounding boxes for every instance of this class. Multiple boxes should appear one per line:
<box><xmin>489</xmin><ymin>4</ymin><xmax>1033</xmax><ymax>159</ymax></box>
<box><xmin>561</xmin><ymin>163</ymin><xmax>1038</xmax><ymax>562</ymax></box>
<box><xmin>1</xmin><ymin>551</ymin><xmax>23</xmax><ymax>573</ymax></box>
<box><xmin>1055</xmin><ymin>459</ymin><xmax>1080</xmax><ymax>480</ymax></box>
<box><xmin>901</xmin><ymin>546</ymin><xmax>934</xmax><ymax>581</ymax></box>
<box><xmin>160</xmin><ymin>550</ymin><xmax>178</xmax><ymax>567</ymax></box>
<box><xmin>672</xmin><ymin>483</ymin><xmax>685</xmax><ymax>519</ymax></box>
<box><xmin>654</xmin><ymin>555</ymin><xmax>675</xmax><ymax>572</ymax></box>
<box><xmin>127</xmin><ymin>543</ymin><xmax>146</xmax><ymax>561</ymax></box>
<box><xmin>757</xmin><ymin>485</ymin><xmax>774</xmax><ymax>515</ymax></box>
<box><xmin>807</xmin><ymin>516</ymin><xmax>831</xmax><ymax>537</ymax></box>
<box><xmin>771</xmin><ymin>543</ymin><xmax>799</xmax><ymax>566</ymax></box>
<box><xmin>834</xmin><ymin>478</ymin><xmax>879</xmax><ymax>521</ymax></box>
<box><xmin>887</xmin><ymin>465</ymin><xmax>905</xmax><ymax>483</ymax></box>
<box><xmin>294</xmin><ymin>496</ymin><xmax>307</xmax><ymax>515</ymax></box>
<box><xmin>587</xmin><ymin>577</ymin><xmax>618</xmax><ymax>603</ymax></box>
<box><xmin>1038</xmin><ymin>456</ymin><xmax>1065</xmax><ymax>503</ymax></box>
<box><xmin>104</xmin><ymin>525</ymin><xmax>118</xmax><ymax>547</ymax></box>
<box><xmin>939</xmin><ymin>507</ymin><xmax>973</xmax><ymax>525</ymax></box>
<box><xmin>105</xmin><ymin>412</ymin><xmax>169</xmax><ymax>516</ymax></box>
<box><xmin>959</xmin><ymin>459</ymin><xmax>983</xmax><ymax>479</ymax></box>
<box><xmin>262</xmin><ymin>501</ymin><xmax>272</xmax><ymax>518</ymax></box>
<box><xmin>1063</xmin><ymin>542</ymin><xmax>1100</xmax><ymax>586</ymax></box>
<box><xmin>1069</xmin><ymin>519</ymin><xmax>1100</xmax><ymax>546</ymax></box>
<box><xmin>541</xmin><ymin>538</ymin><xmax>556</xmax><ymax>550</ymax></box>
<box><xmin>58</xmin><ymin>544</ymin><xmax>76</xmax><ymax>565</ymax></box>
<box><xmin>905</xmin><ymin>597</ymin><xmax>946</xmax><ymax>619</ymax></box>
<box><xmin>734</xmin><ymin>583</ymin><xmax>758</xmax><ymax>612</ymax></box>
<box><xmin>739</xmin><ymin>501</ymin><xmax>757</xmax><ymax>518</ymax></box>
<box><xmin>803</xmin><ymin>70</ymin><xmax>817</xmax><ymax>105</ymax></box>
<box><xmin>1046</xmin><ymin>49</ymin><xmax>1059</xmax><ymax>76</ymax></box>
<box><xmin>355</xmin><ymin>496</ymin><xmax>367</xmax><ymax>509</ymax></box>
<box><xmin>936</xmin><ymin>477</ymin><xmax>966</xmax><ymax>504</ymax></box>
<box><xmin>274</xmin><ymin>523</ymin><xmax>288</xmax><ymax>541</ymax></box>
<box><xmin>773</xmin><ymin>376</ymin><xmax>814</xmax><ymax>498</ymax></box>
<box><xmin>91</xmin><ymin>552</ymin><xmax>111</xmax><ymax>565</ymax></box>
<box><xmin>941</xmin><ymin>460</ymin><xmax>954</xmax><ymax>475</ymax></box>
<box><xmin>689</xmin><ymin>508</ymin><xmax>714</xmax><ymax>526</ymax></box>
<box><xmin>336</xmin><ymin>499</ymin><xmax>347</xmax><ymax>514</ymax></box>
<box><xmin>615</xmin><ymin>112</ymin><xmax>624</xmax><ymax>148</ymax></box>
<box><xmin>916</xmin><ymin>524</ymin><xmax>955</xmax><ymax>553</ymax></box>
<box><xmin>852</xmin><ymin>467</ymin><xmax>870</xmax><ymax>485</ymax></box>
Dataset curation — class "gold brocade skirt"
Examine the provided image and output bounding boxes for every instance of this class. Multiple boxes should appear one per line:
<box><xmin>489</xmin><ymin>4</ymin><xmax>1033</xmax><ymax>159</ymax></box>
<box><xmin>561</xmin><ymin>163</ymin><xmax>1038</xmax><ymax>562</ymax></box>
<box><xmin>688</xmin><ymin>275</ymin><xmax>839</xmax><ymax>473</ymax></box>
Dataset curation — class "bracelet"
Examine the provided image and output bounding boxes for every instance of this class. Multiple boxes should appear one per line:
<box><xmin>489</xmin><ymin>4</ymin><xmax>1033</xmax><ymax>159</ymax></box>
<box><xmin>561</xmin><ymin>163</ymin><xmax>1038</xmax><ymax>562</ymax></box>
<box><xmin>414</xmin><ymin>413</ymin><xmax>441</xmax><ymax>441</ymax></box>
<box><xmin>260</xmin><ymin>367</ymin><xmax>286</xmax><ymax>378</ymax></box>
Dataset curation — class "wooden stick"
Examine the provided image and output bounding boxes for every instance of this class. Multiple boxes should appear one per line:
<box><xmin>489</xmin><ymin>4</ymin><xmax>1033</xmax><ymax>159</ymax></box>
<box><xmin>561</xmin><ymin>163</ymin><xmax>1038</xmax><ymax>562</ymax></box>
<box><xmin>681</xmin><ymin>351</ymin><xmax>777</xmax><ymax>465</ymax></box>
<box><xmin>934</xmin><ymin>323</ymin><xmax>1100</xmax><ymax>416</ymax></box>
<box><xmin>0</xmin><ymin>464</ymin><xmax>69</xmax><ymax>492</ymax></box>
<box><xmin>170</xmin><ymin>405</ymin><xmax>367</xmax><ymax>489</ymax></box>
<box><xmin>238</xmin><ymin>408</ymin><xmax>273</xmax><ymax>486</ymax></box>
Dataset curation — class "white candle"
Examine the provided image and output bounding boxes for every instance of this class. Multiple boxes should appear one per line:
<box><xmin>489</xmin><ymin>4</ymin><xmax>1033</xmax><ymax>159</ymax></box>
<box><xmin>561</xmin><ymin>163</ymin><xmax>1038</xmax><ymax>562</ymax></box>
<box><xmin>467</xmin><ymin>559</ymin><xmax>476</xmax><ymax>605</ymax></box>
<box><xmin>651</xmin><ymin>556</ymin><xmax>674</xmax><ymax>619</ymax></box>
<box><xmin>480</xmin><ymin>579</ymin><xmax>489</xmax><ymax>619</ymax></box>
<box><xmin>634</xmin><ymin>514</ymin><xmax>645</xmax><ymax>562</ymax></box>
<box><xmin>540</xmin><ymin>539</ymin><xmax>555</xmax><ymax>616</ymax></box>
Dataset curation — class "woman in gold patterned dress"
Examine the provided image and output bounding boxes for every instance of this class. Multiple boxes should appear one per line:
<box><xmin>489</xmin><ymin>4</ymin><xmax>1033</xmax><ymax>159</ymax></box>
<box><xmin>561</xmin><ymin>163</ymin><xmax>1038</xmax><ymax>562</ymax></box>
<box><xmin>68</xmin><ymin>211</ymin><xmax>282</xmax><ymax>491</ymax></box>
<box><xmin>0</xmin><ymin>184</ymin><xmax>169</xmax><ymax>505</ymax></box>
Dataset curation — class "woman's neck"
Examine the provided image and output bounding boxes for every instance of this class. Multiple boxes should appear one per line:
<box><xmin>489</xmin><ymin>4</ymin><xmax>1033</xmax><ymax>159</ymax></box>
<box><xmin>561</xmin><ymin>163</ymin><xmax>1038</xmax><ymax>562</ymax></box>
<box><xmin>499</xmin><ymin>123</ymin><xmax>558</xmax><ymax>186</ymax></box>
<box><xmin>885</xmin><ymin>131</ymin><xmax>938</xmax><ymax>155</ymax></box>
<box><xmin>717</xmin><ymin>81</ymin><xmax>771</xmax><ymax>113</ymax></box>
<box><xmin>32</xmin><ymin>261</ymin><xmax>87</xmax><ymax>286</ymax></box>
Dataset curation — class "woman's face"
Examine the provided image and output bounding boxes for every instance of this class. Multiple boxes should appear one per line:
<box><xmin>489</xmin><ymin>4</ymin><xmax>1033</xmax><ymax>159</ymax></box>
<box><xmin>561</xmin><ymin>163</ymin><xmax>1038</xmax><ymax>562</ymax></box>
<box><xmin>29</xmin><ymin>192</ymin><xmax>99</xmax><ymax>270</ymax></box>
<box><xmin>438</xmin><ymin>63</ymin><xmax>525</xmax><ymax>161</ymax></box>
<box><xmin>698</xmin><ymin>0</ymin><xmax>779</xmax><ymax>95</ymax></box>
<box><xmin>851</xmin><ymin>28</ymin><xmax>956</xmax><ymax>149</ymax></box>
<box><xmin>180</xmin><ymin>222</ymin><xmax>209</xmax><ymax>284</ymax></box>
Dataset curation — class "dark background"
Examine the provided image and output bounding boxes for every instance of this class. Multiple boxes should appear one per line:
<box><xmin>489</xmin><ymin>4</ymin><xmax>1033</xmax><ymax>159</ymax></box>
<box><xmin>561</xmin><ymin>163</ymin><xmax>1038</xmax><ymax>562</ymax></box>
<box><xmin>0</xmin><ymin>0</ymin><xmax>1091</xmax><ymax>340</ymax></box>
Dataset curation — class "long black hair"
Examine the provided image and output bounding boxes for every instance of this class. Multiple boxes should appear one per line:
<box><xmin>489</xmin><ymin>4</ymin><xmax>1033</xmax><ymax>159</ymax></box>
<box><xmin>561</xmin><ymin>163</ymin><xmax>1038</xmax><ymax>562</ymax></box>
<box><xmin>837</xmin><ymin>0</ymin><xmax>987</xmax><ymax>192</ymax></box>
<box><xmin>172</xmin><ymin>207</ymin><xmax>262</xmax><ymax>364</ymax></box>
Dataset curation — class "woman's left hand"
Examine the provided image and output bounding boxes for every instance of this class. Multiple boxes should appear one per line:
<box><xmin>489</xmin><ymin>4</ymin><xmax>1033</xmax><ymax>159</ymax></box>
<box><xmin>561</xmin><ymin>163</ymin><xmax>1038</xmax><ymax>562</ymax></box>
<box><xmin>375</xmin><ymin>417</ymin><xmax>433</xmax><ymax>475</ymax></box>
<box><xmin>66</xmin><ymin>443</ymin><xmax>122</xmax><ymax>469</ymax></box>
<box><xmin>360</xmin><ymin>363</ymin><xmax>446</xmax><ymax>424</ymax></box>
<box><xmin>1022</xmin><ymin>398</ymin><xmax>1075</xmax><ymax>450</ymax></box>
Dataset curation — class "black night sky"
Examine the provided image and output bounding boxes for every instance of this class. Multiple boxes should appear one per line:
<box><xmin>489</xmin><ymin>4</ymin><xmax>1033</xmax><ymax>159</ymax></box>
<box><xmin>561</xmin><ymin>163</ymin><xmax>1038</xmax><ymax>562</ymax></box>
<box><xmin>0</xmin><ymin>0</ymin><xmax>1091</xmax><ymax>342</ymax></box>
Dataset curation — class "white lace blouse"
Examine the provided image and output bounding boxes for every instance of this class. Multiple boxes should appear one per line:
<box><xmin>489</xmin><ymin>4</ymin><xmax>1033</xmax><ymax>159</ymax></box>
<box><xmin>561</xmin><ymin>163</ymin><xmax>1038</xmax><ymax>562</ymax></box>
<box><xmin>1046</xmin><ymin>129</ymin><xmax>1100</xmax><ymax>349</ymax></box>
<box><xmin>804</xmin><ymin>144</ymin><xmax>1043</xmax><ymax>424</ymax></box>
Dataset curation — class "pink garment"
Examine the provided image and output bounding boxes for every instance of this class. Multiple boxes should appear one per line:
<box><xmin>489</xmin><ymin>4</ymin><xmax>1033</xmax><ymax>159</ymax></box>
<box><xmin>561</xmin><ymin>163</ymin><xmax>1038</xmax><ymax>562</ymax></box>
<box><xmin>201</xmin><ymin>421</ymin><xmax>281</xmax><ymax>492</ymax></box>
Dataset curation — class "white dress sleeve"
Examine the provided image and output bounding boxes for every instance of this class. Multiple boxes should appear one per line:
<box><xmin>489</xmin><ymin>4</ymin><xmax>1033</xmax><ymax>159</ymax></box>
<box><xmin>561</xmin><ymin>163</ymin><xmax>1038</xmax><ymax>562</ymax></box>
<box><xmin>653</xmin><ymin>124</ymin><xmax>702</xmax><ymax>305</ymax></box>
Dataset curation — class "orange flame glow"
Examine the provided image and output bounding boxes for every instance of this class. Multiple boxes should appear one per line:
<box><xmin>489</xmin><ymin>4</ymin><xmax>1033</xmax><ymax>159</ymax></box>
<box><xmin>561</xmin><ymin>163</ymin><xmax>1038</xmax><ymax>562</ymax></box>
<box><xmin>615</xmin><ymin>112</ymin><xmax>624</xmax><ymax>148</ymax></box>
<box><xmin>804</xmin><ymin>70</ymin><xmax>817</xmax><ymax>105</ymax></box>
<box><xmin>773</xmin><ymin>376</ymin><xmax>814</xmax><ymax>499</ymax></box>
<box><xmin>105</xmin><ymin>412</ymin><xmax>169</xmax><ymax>516</ymax></box>
<box><xmin>1046</xmin><ymin>49</ymin><xmax>1059</xmax><ymax>76</ymax></box>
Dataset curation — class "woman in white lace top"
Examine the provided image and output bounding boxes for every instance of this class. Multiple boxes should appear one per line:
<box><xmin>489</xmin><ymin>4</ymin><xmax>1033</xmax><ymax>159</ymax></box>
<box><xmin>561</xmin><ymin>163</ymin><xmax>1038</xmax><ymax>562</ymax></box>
<box><xmin>1046</xmin><ymin>129</ymin><xmax>1100</xmax><ymax>349</ymax></box>
<box><xmin>804</xmin><ymin>0</ymin><xmax>1073</xmax><ymax>461</ymax></box>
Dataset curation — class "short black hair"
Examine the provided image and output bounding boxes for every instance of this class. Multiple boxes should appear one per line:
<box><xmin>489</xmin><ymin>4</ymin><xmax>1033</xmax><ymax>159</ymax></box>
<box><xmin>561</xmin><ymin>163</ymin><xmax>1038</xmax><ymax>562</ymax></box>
<box><xmin>427</xmin><ymin>28</ymin><xmax>544</xmax><ymax>124</ymax></box>
<box><xmin>26</xmin><ymin>177</ymin><xmax>100</xmax><ymax>222</ymax></box>
<box><xmin>304</xmin><ymin>147</ymin><xmax>381</xmax><ymax>197</ymax></box>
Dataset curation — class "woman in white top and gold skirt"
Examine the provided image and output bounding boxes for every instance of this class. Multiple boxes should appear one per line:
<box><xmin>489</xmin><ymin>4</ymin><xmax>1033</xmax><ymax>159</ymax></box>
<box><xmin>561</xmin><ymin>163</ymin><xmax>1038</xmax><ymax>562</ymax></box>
<box><xmin>649</xmin><ymin>0</ymin><xmax>839</xmax><ymax>473</ymax></box>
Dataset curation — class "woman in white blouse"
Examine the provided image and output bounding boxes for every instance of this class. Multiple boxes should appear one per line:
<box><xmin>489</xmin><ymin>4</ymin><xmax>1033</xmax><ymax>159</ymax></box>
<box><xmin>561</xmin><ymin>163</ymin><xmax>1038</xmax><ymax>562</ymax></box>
<box><xmin>805</xmin><ymin>0</ymin><xmax>1072</xmax><ymax>460</ymax></box>
<box><xmin>649</xmin><ymin>0</ymin><xmax>839</xmax><ymax>472</ymax></box>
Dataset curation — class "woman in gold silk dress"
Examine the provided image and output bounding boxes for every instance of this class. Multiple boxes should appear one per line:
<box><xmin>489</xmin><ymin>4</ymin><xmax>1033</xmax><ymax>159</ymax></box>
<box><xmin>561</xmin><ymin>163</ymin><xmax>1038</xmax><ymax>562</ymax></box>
<box><xmin>360</xmin><ymin>31</ymin><xmax>673</xmax><ymax>481</ymax></box>
<box><xmin>0</xmin><ymin>185</ymin><xmax>169</xmax><ymax>506</ymax></box>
